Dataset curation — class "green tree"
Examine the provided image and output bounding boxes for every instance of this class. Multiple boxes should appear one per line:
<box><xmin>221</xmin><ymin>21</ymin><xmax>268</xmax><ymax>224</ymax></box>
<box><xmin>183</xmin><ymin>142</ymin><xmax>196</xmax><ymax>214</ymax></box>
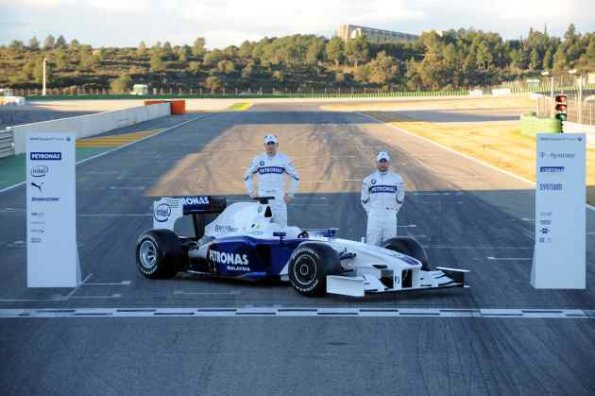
<box><xmin>187</xmin><ymin>61</ymin><xmax>201</xmax><ymax>74</ymax></box>
<box><xmin>367</xmin><ymin>51</ymin><xmax>398</xmax><ymax>86</ymax></box>
<box><xmin>137</xmin><ymin>41</ymin><xmax>147</xmax><ymax>57</ymax></box>
<box><xmin>28</xmin><ymin>36</ymin><xmax>40</xmax><ymax>50</ymax></box>
<box><xmin>69</xmin><ymin>39</ymin><xmax>80</xmax><ymax>51</ymax></box>
<box><xmin>162</xmin><ymin>41</ymin><xmax>173</xmax><ymax>58</ymax></box>
<box><xmin>55</xmin><ymin>35</ymin><xmax>67</xmax><ymax>48</ymax></box>
<box><xmin>217</xmin><ymin>60</ymin><xmax>236</xmax><ymax>74</ymax></box>
<box><xmin>326</xmin><ymin>37</ymin><xmax>344</xmax><ymax>66</ymax></box>
<box><xmin>553</xmin><ymin>46</ymin><xmax>568</xmax><ymax>70</ymax></box>
<box><xmin>43</xmin><ymin>34</ymin><xmax>55</xmax><ymax>50</ymax></box>
<box><xmin>305</xmin><ymin>39</ymin><xmax>325</xmax><ymax>65</ymax></box>
<box><xmin>239</xmin><ymin>41</ymin><xmax>254</xmax><ymax>58</ymax></box>
<box><xmin>9</xmin><ymin>40</ymin><xmax>24</xmax><ymax>50</ymax></box>
<box><xmin>345</xmin><ymin>35</ymin><xmax>369</xmax><ymax>68</ymax></box>
<box><xmin>110</xmin><ymin>73</ymin><xmax>132</xmax><ymax>94</ymax></box>
<box><xmin>54</xmin><ymin>49</ymin><xmax>68</xmax><ymax>69</ymax></box>
<box><xmin>204</xmin><ymin>75</ymin><xmax>221</xmax><ymax>92</ymax></box>
<box><xmin>529</xmin><ymin>47</ymin><xmax>541</xmax><ymax>70</ymax></box>
<box><xmin>150</xmin><ymin>51</ymin><xmax>165</xmax><ymax>72</ymax></box>
<box><xmin>204</xmin><ymin>50</ymin><xmax>224</xmax><ymax>66</ymax></box>
<box><xmin>192</xmin><ymin>37</ymin><xmax>206</xmax><ymax>57</ymax></box>
<box><xmin>543</xmin><ymin>46</ymin><xmax>554</xmax><ymax>70</ymax></box>
<box><xmin>177</xmin><ymin>45</ymin><xmax>190</xmax><ymax>63</ymax></box>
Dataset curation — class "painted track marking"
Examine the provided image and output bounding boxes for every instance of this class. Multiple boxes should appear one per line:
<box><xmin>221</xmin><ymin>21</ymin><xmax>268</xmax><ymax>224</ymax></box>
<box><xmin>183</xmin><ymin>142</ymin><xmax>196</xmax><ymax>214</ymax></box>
<box><xmin>0</xmin><ymin>307</ymin><xmax>592</xmax><ymax>319</ymax></box>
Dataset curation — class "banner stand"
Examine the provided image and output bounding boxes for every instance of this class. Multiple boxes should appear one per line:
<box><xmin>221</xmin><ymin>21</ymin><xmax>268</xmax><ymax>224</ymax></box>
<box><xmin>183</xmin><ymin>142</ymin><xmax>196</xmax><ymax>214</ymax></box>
<box><xmin>531</xmin><ymin>133</ymin><xmax>586</xmax><ymax>289</ymax></box>
<box><xmin>26</xmin><ymin>132</ymin><xmax>81</xmax><ymax>288</ymax></box>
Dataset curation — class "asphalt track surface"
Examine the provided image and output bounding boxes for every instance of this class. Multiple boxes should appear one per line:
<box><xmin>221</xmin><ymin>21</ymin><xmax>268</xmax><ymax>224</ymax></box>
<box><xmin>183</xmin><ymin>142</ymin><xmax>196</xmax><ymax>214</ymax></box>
<box><xmin>1</xmin><ymin>104</ymin><xmax>594</xmax><ymax>395</ymax></box>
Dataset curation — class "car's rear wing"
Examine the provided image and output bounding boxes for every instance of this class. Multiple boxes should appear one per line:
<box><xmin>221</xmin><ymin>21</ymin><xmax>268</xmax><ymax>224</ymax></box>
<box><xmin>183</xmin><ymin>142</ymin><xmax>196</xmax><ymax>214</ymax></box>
<box><xmin>153</xmin><ymin>196</ymin><xmax>226</xmax><ymax>237</ymax></box>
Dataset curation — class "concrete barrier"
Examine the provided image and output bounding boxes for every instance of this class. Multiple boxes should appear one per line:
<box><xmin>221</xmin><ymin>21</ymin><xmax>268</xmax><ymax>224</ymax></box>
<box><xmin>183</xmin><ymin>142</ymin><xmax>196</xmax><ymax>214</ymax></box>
<box><xmin>11</xmin><ymin>103</ymin><xmax>170</xmax><ymax>154</ymax></box>
<box><xmin>491</xmin><ymin>88</ymin><xmax>512</xmax><ymax>96</ymax></box>
<box><xmin>562</xmin><ymin>121</ymin><xmax>595</xmax><ymax>149</ymax></box>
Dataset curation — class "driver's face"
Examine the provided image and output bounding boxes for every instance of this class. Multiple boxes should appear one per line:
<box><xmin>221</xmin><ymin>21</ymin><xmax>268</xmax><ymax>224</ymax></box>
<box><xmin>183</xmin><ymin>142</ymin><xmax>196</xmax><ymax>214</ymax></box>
<box><xmin>376</xmin><ymin>159</ymin><xmax>389</xmax><ymax>172</ymax></box>
<box><xmin>265</xmin><ymin>142</ymin><xmax>277</xmax><ymax>154</ymax></box>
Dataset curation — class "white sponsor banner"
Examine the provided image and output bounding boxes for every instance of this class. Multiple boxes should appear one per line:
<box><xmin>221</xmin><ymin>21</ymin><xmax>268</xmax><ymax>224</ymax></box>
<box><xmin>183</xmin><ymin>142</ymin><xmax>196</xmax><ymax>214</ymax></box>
<box><xmin>26</xmin><ymin>132</ymin><xmax>80</xmax><ymax>287</ymax></box>
<box><xmin>531</xmin><ymin>133</ymin><xmax>586</xmax><ymax>289</ymax></box>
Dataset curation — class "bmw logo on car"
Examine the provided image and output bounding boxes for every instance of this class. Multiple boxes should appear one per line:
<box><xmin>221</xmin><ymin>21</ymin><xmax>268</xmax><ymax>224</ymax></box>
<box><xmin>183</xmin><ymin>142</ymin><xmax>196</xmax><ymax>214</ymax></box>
<box><xmin>30</xmin><ymin>165</ymin><xmax>49</xmax><ymax>178</ymax></box>
<box><xmin>154</xmin><ymin>203</ymin><xmax>172</xmax><ymax>222</ymax></box>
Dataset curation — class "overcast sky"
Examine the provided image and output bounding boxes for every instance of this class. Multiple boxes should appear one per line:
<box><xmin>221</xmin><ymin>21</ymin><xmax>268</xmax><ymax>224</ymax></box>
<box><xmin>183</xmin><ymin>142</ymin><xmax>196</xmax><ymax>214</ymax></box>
<box><xmin>1</xmin><ymin>0</ymin><xmax>593</xmax><ymax>49</ymax></box>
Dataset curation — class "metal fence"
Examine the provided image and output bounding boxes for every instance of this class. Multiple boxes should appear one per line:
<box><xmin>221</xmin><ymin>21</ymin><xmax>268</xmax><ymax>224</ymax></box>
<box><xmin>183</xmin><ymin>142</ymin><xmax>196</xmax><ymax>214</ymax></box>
<box><xmin>0</xmin><ymin>128</ymin><xmax>14</xmax><ymax>159</ymax></box>
<box><xmin>535</xmin><ymin>95</ymin><xmax>595</xmax><ymax>127</ymax></box>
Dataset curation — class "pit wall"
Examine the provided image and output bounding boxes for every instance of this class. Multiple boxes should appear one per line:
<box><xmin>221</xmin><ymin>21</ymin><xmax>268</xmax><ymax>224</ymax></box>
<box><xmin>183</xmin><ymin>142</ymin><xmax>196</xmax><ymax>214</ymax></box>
<box><xmin>11</xmin><ymin>103</ymin><xmax>170</xmax><ymax>154</ymax></box>
<box><xmin>520</xmin><ymin>113</ymin><xmax>561</xmax><ymax>137</ymax></box>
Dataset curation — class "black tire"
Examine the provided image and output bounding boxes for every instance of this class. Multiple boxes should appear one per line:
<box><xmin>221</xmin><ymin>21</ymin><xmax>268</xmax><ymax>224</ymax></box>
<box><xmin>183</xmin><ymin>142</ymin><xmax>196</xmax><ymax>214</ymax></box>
<box><xmin>384</xmin><ymin>237</ymin><xmax>432</xmax><ymax>271</ymax></box>
<box><xmin>135</xmin><ymin>229</ymin><xmax>186</xmax><ymax>279</ymax></box>
<box><xmin>288</xmin><ymin>243</ymin><xmax>341</xmax><ymax>297</ymax></box>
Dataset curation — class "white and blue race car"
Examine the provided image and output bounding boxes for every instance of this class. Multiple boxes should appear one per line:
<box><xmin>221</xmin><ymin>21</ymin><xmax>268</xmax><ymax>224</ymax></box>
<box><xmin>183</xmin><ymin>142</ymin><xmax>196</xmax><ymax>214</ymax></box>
<box><xmin>135</xmin><ymin>196</ymin><xmax>468</xmax><ymax>297</ymax></box>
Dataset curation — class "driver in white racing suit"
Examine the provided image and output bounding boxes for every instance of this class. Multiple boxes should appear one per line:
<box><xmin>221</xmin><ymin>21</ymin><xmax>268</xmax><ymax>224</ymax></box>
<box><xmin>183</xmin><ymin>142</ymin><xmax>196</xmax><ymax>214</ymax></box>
<box><xmin>244</xmin><ymin>134</ymin><xmax>299</xmax><ymax>228</ymax></box>
<box><xmin>361</xmin><ymin>151</ymin><xmax>405</xmax><ymax>246</ymax></box>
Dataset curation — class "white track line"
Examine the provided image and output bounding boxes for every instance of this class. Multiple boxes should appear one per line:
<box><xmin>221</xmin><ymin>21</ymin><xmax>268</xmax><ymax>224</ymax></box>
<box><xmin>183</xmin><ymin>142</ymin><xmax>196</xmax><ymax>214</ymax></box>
<box><xmin>0</xmin><ymin>307</ymin><xmax>592</xmax><ymax>319</ymax></box>
<box><xmin>0</xmin><ymin>114</ymin><xmax>210</xmax><ymax>194</ymax></box>
<box><xmin>359</xmin><ymin>112</ymin><xmax>595</xmax><ymax>212</ymax></box>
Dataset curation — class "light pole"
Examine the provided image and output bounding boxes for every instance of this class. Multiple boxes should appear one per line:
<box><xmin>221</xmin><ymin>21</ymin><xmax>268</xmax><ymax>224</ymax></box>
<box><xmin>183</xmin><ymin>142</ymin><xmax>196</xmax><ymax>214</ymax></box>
<box><xmin>541</xmin><ymin>71</ymin><xmax>554</xmax><ymax>117</ymax></box>
<box><xmin>42</xmin><ymin>57</ymin><xmax>48</xmax><ymax>96</ymax></box>
<box><xmin>568</xmin><ymin>69</ymin><xmax>582</xmax><ymax>123</ymax></box>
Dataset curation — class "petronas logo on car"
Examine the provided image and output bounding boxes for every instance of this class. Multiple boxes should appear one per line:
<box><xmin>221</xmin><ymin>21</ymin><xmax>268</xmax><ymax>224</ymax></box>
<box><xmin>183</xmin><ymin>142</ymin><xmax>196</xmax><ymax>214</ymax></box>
<box><xmin>209</xmin><ymin>250</ymin><xmax>249</xmax><ymax>265</ymax></box>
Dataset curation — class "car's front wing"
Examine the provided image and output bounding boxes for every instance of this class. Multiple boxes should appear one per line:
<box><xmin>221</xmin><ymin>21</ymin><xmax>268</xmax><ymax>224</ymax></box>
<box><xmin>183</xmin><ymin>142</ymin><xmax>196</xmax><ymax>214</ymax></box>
<box><xmin>326</xmin><ymin>267</ymin><xmax>469</xmax><ymax>297</ymax></box>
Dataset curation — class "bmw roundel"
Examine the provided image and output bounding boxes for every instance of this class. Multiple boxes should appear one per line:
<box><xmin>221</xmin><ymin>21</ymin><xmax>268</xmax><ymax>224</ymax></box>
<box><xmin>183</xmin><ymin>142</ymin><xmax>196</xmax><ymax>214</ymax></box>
<box><xmin>371</xmin><ymin>179</ymin><xmax>376</xmax><ymax>185</ymax></box>
<box><xmin>259</xmin><ymin>161</ymin><xmax>265</xmax><ymax>166</ymax></box>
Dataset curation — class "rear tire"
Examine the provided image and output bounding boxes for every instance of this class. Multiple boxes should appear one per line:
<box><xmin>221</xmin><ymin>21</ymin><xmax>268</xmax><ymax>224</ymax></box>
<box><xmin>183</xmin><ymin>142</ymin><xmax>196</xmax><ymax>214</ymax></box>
<box><xmin>135</xmin><ymin>229</ymin><xmax>186</xmax><ymax>279</ymax></box>
<box><xmin>288</xmin><ymin>243</ymin><xmax>341</xmax><ymax>297</ymax></box>
<box><xmin>384</xmin><ymin>237</ymin><xmax>432</xmax><ymax>271</ymax></box>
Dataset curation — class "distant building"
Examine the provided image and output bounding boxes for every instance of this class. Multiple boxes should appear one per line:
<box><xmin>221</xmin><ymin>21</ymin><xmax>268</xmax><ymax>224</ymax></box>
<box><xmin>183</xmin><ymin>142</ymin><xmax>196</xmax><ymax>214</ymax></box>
<box><xmin>338</xmin><ymin>24</ymin><xmax>419</xmax><ymax>44</ymax></box>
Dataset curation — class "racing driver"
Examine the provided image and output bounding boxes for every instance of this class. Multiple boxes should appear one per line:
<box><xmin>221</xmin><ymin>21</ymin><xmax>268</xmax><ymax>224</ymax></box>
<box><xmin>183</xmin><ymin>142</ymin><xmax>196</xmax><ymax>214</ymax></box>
<box><xmin>361</xmin><ymin>151</ymin><xmax>405</xmax><ymax>246</ymax></box>
<box><xmin>244</xmin><ymin>134</ymin><xmax>299</xmax><ymax>227</ymax></box>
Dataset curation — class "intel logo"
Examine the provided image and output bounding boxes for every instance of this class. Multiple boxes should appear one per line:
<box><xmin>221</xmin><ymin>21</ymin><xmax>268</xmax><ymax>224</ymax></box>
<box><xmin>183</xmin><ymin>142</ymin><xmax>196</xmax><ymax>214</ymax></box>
<box><xmin>154</xmin><ymin>203</ymin><xmax>171</xmax><ymax>222</ymax></box>
<box><xmin>30</xmin><ymin>165</ymin><xmax>49</xmax><ymax>177</ymax></box>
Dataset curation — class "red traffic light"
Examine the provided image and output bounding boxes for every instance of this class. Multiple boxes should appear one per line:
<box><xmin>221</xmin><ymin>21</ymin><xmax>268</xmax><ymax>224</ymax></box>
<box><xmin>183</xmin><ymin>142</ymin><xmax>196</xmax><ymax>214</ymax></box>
<box><xmin>555</xmin><ymin>103</ymin><xmax>567</xmax><ymax>112</ymax></box>
<box><xmin>555</xmin><ymin>94</ymin><xmax>567</xmax><ymax>103</ymax></box>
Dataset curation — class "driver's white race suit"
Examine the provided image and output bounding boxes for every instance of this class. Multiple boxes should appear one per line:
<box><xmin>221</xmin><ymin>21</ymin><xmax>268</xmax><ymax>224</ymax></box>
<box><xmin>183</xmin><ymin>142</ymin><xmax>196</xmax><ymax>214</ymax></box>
<box><xmin>361</xmin><ymin>170</ymin><xmax>405</xmax><ymax>246</ymax></box>
<box><xmin>244</xmin><ymin>153</ymin><xmax>299</xmax><ymax>227</ymax></box>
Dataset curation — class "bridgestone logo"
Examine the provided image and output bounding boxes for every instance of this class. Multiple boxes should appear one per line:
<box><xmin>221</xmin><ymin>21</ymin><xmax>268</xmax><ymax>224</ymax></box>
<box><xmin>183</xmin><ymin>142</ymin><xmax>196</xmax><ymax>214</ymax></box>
<box><xmin>30</xmin><ymin>152</ymin><xmax>62</xmax><ymax>161</ymax></box>
<box><xmin>539</xmin><ymin>166</ymin><xmax>565</xmax><ymax>173</ymax></box>
<box><xmin>31</xmin><ymin>197</ymin><xmax>59</xmax><ymax>202</ymax></box>
<box><xmin>209</xmin><ymin>250</ymin><xmax>249</xmax><ymax>265</ymax></box>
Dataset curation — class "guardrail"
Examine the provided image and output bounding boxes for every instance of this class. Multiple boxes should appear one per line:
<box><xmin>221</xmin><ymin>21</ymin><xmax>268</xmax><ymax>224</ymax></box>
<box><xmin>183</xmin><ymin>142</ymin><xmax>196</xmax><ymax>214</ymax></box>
<box><xmin>23</xmin><ymin>90</ymin><xmax>471</xmax><ymax>101</ymax></box>
<box><xmin>0</xmin><ymin>128</ymin><xmax>14</xmax><ymax>159</ymax></box>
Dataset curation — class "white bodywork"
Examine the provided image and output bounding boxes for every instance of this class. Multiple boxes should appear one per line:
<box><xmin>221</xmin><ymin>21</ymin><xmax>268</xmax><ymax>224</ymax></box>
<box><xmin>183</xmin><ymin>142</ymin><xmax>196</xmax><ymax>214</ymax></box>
<box><xmin>152</xmin><ymin>197</ymin><xmax>468</xmax><ymax>297</ymax></box>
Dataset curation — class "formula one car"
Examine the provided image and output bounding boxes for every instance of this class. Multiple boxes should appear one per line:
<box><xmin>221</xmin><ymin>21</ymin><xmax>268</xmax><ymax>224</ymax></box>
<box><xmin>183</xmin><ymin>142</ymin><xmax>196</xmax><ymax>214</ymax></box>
<box><xmin>135</xmin><ymin>196</ymin><xmax>468</xmax><ymax>297</ymax></box>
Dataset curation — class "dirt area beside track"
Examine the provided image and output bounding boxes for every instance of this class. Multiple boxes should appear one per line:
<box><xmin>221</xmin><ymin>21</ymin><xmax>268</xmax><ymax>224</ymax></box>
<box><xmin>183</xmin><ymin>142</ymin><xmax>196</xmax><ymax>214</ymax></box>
<box><xmin>322</xmin><ymin>95</ymin><xmax>536</xmax><ymax>112</ymax></box>
<box><xmin>360</xmin><ymin>111</ymin><xmax>595</xmax><ymax>205</ymax></box>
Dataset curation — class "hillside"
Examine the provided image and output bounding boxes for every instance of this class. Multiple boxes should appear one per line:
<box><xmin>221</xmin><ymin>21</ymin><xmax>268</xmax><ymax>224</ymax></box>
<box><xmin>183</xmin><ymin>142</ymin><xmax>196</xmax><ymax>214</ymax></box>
<box><xmin>0</xmin><ymin>25</ymin><xmax>593</xmax><ymax>94</ymax></box>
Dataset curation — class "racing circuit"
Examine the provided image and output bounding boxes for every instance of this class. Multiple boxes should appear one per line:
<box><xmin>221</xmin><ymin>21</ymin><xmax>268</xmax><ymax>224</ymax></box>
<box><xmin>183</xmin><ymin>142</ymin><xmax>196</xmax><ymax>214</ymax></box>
<box><xmin>1</xmin><ymin>101</ymin><xmax>594</xmax><ymax>395</ymax></box>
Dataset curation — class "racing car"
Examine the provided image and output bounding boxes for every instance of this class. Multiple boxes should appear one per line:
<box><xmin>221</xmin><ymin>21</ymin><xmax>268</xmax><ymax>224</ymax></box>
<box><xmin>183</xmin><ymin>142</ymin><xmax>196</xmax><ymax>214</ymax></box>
<box><xmin>135</xmin><ymin>195</ymin><xmax>468</xmax><ymax>297</ymax></box>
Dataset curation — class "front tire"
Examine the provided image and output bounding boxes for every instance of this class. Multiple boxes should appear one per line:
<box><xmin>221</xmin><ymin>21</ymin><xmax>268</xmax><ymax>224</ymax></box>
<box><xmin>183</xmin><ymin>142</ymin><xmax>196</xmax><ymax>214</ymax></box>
<box><xmin>384</xmin><ymin>237</ymin><xmax>432</xmax><ymax>271</ymax></box>
<box><xmin>135</xmin><ymin>229</ymin><xmax>185</xmax><ymax>279</ymax></box>
<box><xmin>288</xmin><ymin>243</ymin><xmax>341</xmax><ymax>297</ymax></box>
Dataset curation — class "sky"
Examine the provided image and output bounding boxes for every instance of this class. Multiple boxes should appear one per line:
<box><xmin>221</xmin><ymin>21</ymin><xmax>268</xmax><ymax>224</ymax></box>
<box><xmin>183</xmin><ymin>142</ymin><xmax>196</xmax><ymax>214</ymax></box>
<box><xmin>0</xmin><ymin>0</ymin><xmax>594</xmax><ymax>49</ymax></box>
